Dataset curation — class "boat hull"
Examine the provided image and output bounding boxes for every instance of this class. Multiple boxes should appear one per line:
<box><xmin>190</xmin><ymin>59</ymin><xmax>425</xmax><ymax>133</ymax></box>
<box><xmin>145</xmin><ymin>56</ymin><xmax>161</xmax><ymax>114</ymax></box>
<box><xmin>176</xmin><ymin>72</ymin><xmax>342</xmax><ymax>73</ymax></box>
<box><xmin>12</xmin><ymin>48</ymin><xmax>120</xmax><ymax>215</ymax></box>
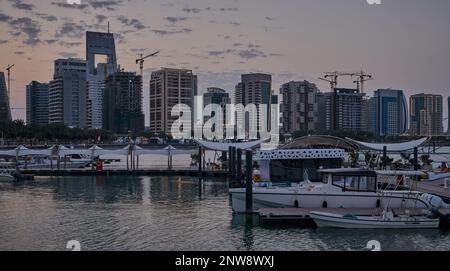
<box><xmin>229</xmin><ymin>188</ymin><xmax>430</xmax><ymax>213</ymax></box>
<box><xmin>309</xmin><ymin>212</ymin><xmax>440</xmax><ymax>229</ymax></box>
<box><xmin>0</xmin><ymin>174</ymin><xmax>15</xmax><ymax>182</ymax></box>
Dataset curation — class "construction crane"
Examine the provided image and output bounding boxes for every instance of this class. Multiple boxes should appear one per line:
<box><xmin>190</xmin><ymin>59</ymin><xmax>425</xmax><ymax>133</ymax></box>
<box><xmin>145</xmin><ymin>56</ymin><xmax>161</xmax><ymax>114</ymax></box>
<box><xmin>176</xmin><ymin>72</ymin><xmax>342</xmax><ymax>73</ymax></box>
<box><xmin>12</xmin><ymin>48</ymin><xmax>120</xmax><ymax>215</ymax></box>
<box><xmin>135</xmin><ymin>51</ymin><xmax>159</xmax><ymax>78</ymax></box>
<box><xmin>6</xmin><ymin>64</ymin><xmax>14</xmax><ymax>98</ymax></box>
<box><xmin>319</xmin><ymin>71</ymin><xmax>372</xmax><ymax>93</ymax></box>
<box><xmin>353</xmin><ymin>70</ymin><xmax>373</xmax><ymax>93</ymax></box>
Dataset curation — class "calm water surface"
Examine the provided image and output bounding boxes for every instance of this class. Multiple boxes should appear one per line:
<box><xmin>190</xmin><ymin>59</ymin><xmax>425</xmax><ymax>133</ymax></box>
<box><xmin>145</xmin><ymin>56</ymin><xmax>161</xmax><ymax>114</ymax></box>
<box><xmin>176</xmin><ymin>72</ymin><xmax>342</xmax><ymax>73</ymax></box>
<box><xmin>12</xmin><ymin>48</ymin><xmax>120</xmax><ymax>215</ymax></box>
<box><xmin>0</xmin><ymin>176</ymin><xmax>449</xmax><ymax>251</ymax></box>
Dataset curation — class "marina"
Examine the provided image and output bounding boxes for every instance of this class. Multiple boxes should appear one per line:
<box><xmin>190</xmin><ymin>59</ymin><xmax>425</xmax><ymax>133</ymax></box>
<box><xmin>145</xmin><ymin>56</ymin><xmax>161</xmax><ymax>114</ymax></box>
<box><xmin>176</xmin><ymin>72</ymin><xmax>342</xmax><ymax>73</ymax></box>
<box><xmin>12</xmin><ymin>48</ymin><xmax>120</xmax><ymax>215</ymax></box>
<box><xmin>1</xmin><ymin>136</ymin><xmax>450</xmax><ymax>250</ymax></box>
<box><xmin>1</xmin><ymin>175</ymin><xmax>450</xmax><ymax>251</ymax></box>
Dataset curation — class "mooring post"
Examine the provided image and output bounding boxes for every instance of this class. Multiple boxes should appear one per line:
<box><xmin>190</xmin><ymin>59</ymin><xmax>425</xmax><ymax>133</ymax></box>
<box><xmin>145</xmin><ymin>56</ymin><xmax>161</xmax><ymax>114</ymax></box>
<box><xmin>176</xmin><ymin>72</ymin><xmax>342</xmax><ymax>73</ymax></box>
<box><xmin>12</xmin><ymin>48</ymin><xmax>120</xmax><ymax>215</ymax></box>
<box><xmin>198</xmin><ymin>146</ymin><xmax>203</xmax><ymax>174</ymax></box>
<box><xmin>382</xmin><ymin>146</ymin><xmax>387</xmax><ymax>170</ymax></box>
<box><xmin>228</xmin><ymin>146</ymin><xmax>233</xmax><ymax>175</ymax></box>
<box><xmin>245</xmin><ymin>150</ymin><xmax>253</xmax><ymax>214</ymax></box>
<box><xmin>413</xmin><ymin>147</ymin><xmax>419</xmax><ymax>171</ymax></box>
<box><xmin>236</xmin><ymin>148</ymin><xmax>243</xmax><ymax>182</ymax></box>
<box><xmin>231</xmin><ymin>147</ymin><xmax>236</xmax><ymax>179</ymax></box>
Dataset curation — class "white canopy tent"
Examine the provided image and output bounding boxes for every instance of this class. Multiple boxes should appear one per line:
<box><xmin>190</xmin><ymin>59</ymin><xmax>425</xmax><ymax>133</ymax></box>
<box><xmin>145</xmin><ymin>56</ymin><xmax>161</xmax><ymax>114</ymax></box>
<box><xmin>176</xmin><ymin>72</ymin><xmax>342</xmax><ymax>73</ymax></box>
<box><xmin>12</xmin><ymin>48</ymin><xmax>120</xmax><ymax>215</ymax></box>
<box><xmin>0</xmin><ymin>145</ymin><xmax>53</xmax><ymax>157</ymax></box>
<box><xmin>134</xmin><ymin>145</ymin><xmax>196</xmax><ymax>156</ymax></box>
<box><xmin>195</xmin><ymin>139</ymin><xmax>264</xmax><ymax>152</ymax></box>
<box><xmin>345</xmin><ymin>137</ymin><xmax>429</xmax><ymax>152</ymax></box>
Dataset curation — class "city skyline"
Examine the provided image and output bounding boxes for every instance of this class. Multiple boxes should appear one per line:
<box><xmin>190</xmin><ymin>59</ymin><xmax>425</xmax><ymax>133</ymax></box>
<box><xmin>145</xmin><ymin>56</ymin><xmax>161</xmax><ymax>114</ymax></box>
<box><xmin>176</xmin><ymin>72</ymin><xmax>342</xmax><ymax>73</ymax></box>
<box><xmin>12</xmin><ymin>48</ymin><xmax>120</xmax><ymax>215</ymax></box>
<box><xmin>0</xmin><ymin>0</ymin><xmax>449</xmax><ymax>130</ymax></box>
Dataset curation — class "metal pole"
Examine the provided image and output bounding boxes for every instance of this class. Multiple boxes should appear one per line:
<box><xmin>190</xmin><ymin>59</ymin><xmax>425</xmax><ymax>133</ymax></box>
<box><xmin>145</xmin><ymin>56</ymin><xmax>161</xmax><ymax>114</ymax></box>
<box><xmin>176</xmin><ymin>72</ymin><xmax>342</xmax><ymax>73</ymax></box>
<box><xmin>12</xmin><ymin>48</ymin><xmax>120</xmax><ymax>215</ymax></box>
<box><xmin>382</xmin><ymin>146</ymin><xmax>387</xmax><ymax>170</ymax></box>
<box><xmin>236</xmin><ymin>148</ymin><xmax>243</xmax><ymax>182</ymax></box>
<box><xmin>198</xmin><ymin>146</ymin><xmax>203</xmax><ymax>173</ymax></box>
<box><xmin>245</xmin><ymin>150</ymin><xmax>253</xmax><ymax>213</ymax></box>
<box><xmin>228</xmin><ymin>146</ymin><xmax>233</xmax><ymax>174</ymax></box>
<box><xmin>413</xmin><ymin>147</ymin><xmax>419</xmax><ymax>171</ymax></box>
<box><xmin>231</xmin><ymin>147</ymin><xmax>236</xmax><ymax>180</ymax></box>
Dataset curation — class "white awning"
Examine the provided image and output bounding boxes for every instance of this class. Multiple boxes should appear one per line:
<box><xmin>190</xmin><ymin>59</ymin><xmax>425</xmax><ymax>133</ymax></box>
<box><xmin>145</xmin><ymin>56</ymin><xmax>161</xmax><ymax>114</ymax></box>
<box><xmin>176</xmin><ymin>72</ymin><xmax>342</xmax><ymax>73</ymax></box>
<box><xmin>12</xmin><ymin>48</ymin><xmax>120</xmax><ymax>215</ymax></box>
<box><xmin>195</xmin><ymin>139</ymin><xmax>264</xmax><ymax>152</ymax></box>
<box><xmin>345</xmin><ymin>137</ymin><xmax>429</xmax><ymax>152</ymax></box>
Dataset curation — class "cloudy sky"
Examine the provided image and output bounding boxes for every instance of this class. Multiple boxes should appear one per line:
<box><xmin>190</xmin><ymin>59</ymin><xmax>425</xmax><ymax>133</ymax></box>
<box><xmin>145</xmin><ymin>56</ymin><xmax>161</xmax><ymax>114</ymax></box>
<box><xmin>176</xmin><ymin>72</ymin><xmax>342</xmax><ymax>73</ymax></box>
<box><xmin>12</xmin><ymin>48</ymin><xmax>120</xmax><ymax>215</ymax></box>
<box><xmin>0</xmin><ymin>0</ymin><xmax>449</xmax><ymax>129</ymax></box>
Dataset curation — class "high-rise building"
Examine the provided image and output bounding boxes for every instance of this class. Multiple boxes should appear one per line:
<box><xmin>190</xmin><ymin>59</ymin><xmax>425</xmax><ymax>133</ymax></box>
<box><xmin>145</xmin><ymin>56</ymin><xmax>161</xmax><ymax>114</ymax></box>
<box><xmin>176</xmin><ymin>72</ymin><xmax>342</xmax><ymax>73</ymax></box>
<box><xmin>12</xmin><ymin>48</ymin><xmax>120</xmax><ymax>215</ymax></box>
<box><xmin>280</xmin><ymin>81</ymin><xmax>320</xmax><ymax>134</ymax></box>
<box><xmin>234</xmin><ymin>73</ymin><xmax>274</xmax><ymax>137</ymax></box>
<box><xmin>325</xmin><ymin>88</ymin><xmax>366</xmax><ymax>131</ymax></box>
<box><xmin>410</xmin><ymin>94</ymin><xmax>443</xmax><ymax>136</ymax></box>
<box><xmin>0</xmin><ymin>72</ymin><xmax>12</xmax><ymax>122</ymax></box>
<box><xmin>86</xmin><ymin>31</ymin><xmax>118</xmax><ymax>129</ymax></box>
<box><xmin>26</xmin><ymin>81</ymin><xmax>49</xmax><ymax>125</ymax></box>
<box><xmin>369</xmin><ymin>89</ymin><xmax>408</xmax><ymax>136</ymax></box>
<box><xmin>315</xmin><ymin>92</ymin><xmax>327</xmax><ymax>132</ymax></box>
<box><xmin>149</xmin><ymin>68</ymin><xmax>197</xmax><ymax>135</ymax></box>
<box><xmin>49</xmin><ymin>58</ymin><xmax>87</xmax><ymax>128</ymax></box>
<box><xmin>447</xmin><ymin>97</ymin><xmax>450</xmax><ymax>134</ymax></box>
<box><xmin>103</xmin><ymin>71</ymin><xmax>144</xmax><ymax>134</ymax></box>
<box><xmin>203</xmin><ymin>87</ymin><xmax>231</xmax><ymax>138</ymax></box>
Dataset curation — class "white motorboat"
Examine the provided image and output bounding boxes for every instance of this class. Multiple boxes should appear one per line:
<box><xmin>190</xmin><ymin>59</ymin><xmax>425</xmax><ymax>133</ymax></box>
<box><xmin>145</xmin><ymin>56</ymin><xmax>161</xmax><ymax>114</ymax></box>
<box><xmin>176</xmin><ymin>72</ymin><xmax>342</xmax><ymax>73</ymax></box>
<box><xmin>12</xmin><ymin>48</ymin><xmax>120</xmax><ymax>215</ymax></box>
<box><xmin>230</xmin><ymin>168</ymin><xmax>449</xmax><ymax>213</ymax></box>
<box><xmin>0</xmin><ymin>161</ymin><xmax>17</xmax><ymax>182</ymax></box>
<box><xmin>0</xmin><ymin>172</ymin><xmax>15</xmax><ymax>182</ymax></box>
<box><xmin>18</xmin><ymin>154</ymin><xmax>92</xmax><ymax>170</ymax></box>
<box><xmin>309</xmin><ymin>210</ymin><xmax>440</xmax><ymax>229</ymax></box>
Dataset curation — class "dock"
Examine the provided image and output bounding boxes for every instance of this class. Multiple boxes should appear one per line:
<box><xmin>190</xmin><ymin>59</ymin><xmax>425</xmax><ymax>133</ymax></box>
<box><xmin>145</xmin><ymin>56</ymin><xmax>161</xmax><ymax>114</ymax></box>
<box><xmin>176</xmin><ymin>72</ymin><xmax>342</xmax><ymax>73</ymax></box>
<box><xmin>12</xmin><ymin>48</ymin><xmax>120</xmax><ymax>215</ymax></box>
<box><xmin>20</xmin><ymin>169</ymin><xmax>230</xmax><ymax>178</ymax></box>
<box><xmin>257</xmin><ymin>208</ymin><xmax>450</xmax><ymax>227</ymax></box>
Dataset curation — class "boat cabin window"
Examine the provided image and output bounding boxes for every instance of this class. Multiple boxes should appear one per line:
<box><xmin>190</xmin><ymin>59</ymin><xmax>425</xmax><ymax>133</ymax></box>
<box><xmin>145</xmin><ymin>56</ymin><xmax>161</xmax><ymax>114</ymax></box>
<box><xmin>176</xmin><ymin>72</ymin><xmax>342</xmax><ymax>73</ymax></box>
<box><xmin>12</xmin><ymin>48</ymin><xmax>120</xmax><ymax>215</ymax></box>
<box><xmin>332</xmin><ymin>174</ymin><xmax>377</xmax><ymax>192</ymax></box>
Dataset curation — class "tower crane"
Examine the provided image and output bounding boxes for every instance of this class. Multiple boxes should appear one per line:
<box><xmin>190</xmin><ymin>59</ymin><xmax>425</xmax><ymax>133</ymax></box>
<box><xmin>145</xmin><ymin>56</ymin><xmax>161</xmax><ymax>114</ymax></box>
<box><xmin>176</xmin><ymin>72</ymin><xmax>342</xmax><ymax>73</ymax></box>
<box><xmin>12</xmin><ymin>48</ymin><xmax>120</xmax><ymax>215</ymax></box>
<box><xmin>135</xmin><ymin>51</ymin><xmax>160</xmax><ymax>78</ymax></box>
<box><xmin>353</xmin><ymin>70</ymin><xmax>373</xmax><ymax>93</ymax></box>
<box><xmin>6</xmin><ymin>64</ymin><xmax>15</xmax><ymax>98</ymax></box>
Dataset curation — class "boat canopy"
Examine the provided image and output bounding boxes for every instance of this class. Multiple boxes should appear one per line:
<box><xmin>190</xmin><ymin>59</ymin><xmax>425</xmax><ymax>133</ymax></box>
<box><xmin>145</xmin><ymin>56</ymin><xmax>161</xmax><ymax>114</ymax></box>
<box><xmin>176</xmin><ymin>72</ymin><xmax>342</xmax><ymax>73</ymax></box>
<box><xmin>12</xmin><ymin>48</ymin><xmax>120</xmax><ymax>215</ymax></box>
<box><xmin>345</xmin><ymin>137</ymin><xmax>429</xmax><ymax>152</ymax></box>
<box><xmin>195</xmin><ymin>139</ymin><xmax>264</xmax><ymax>151</ymax></box>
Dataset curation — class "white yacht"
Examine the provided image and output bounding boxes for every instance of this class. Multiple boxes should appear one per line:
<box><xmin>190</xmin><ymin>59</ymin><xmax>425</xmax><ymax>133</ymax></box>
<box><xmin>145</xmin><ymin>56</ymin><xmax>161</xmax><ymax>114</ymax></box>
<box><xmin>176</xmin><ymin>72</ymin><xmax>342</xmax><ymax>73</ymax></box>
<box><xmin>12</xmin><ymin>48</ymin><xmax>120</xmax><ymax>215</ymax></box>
<box><xmin>18</xmin><ymin>154</ymin><xmax>92</xmax><ymax>170</ymax></box>
<box><xmin>230</xmin><ymin>167</ymin><xmax>449</xmax><ymax>213</ymax></box>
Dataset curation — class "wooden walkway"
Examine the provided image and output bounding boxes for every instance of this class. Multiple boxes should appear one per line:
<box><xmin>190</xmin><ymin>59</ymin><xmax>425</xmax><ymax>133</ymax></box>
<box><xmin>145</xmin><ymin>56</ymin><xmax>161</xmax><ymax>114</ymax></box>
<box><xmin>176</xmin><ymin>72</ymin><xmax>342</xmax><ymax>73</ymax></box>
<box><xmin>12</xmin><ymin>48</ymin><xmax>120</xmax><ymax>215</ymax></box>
<box><xmin>20</xmin><ymin>169</ymin><xmax>230</xmax><ymax>178</ymax></box>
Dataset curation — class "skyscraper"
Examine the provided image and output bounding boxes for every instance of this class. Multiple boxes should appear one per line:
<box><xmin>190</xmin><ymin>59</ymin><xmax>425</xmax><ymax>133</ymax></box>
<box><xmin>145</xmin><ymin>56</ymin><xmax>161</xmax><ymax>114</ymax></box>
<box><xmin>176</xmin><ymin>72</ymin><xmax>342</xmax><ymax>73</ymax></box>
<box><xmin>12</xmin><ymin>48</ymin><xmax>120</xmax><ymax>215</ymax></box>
<box><xmin>0</xmin><ymin>72</ymin><xmax>11</xmax><ymax>122</ymax></box>
<box><xmin>103</xmin><ymin>71</ymin><xmax>144</xmax><ymax>134</ymax></box>
<box><xmin>280</xmin><ymin>81</ymin><xmax>320</xmax><ymax>134</ymax></box>
<box><xmin>448</xmin><ymin>97</ymin><xmax>450</xmax><ymax>134</ymax></box>
<box><xmin>49</xmin><ymin>58</ymin><xmax>87</xmax><ymax>128</ymax></box>
<box><xmin>234</xmin><ymin>73</ymin><xmax>274</xmax><ymax>137</ymax></box>
<box><xmin>369</xmin><ymin>89</ymin><xmax>408</xmax><ymax>136</ymax></box>
<box><xmin>26</xmin><ymin>81</ymin><xmax>49</xmax><ymax>125</ymax></box>
<box><xmin>410</xmin><ymin>93</ymin><xmax>443</xmax><ymax>136</ymax></box>
<box><xmin>86</xmin><ymin>31</ymin><xmax>118</xmax><ymax>129</ymax></box>
<box><xmin>149</xmin><ymin>68</ymin><xmax>197</xmax><ymax>135</ymax></box>
<box><xmin>203</xmin><ymin>87</ymin><xmax>231</xmax><ymax>138</ymax></box>
<box><xmin>325</xmin><ymin>88</ymin><xmax>366</xmax><ymax>131</ymax></box>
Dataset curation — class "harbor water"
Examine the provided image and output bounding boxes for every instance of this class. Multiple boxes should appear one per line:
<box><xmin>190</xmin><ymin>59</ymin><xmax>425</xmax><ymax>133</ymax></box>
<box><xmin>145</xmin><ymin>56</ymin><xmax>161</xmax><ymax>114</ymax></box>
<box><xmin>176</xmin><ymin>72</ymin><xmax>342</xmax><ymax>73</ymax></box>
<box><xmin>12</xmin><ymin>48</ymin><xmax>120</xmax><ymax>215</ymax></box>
<box><xmin>1</xmin><ymin>175</ymin><xmax>450</xmax><ymax>251</ymax></box>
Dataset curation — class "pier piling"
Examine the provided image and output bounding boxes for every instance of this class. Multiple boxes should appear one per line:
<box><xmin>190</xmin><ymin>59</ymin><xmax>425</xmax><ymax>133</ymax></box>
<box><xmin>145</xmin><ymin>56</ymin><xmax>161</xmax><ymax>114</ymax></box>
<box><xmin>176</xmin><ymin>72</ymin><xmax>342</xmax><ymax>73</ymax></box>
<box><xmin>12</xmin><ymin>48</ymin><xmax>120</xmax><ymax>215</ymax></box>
<box><xmin>245</xmin><ymin>150</ymin><xmax>253</xmax><ymax>214</ymax></box>
<box><xmin>236</xmin><ymin>148</ymin><xmax>242</xmax><ymax>182</ymax></box>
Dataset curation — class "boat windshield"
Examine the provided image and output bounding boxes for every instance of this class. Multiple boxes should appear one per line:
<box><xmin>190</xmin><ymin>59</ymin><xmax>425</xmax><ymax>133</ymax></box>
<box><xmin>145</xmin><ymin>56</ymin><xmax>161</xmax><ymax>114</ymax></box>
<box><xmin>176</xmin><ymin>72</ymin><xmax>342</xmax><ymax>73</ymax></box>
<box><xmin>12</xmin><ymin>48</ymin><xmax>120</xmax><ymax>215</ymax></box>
<box><xmin>332</xmin><ymin>175</ymin><xmax>377</xmax><ymax>192</ymax></box>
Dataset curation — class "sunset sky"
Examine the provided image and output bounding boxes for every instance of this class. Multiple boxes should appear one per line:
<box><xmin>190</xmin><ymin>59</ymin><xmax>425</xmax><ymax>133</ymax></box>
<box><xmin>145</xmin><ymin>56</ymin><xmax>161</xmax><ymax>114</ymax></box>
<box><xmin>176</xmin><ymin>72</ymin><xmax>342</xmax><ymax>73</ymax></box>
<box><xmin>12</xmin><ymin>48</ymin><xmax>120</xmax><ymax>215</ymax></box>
<box><xmin>0</xmin><ymin>0</ymin><xmax>449</xmax><ymax>129</ymax></box>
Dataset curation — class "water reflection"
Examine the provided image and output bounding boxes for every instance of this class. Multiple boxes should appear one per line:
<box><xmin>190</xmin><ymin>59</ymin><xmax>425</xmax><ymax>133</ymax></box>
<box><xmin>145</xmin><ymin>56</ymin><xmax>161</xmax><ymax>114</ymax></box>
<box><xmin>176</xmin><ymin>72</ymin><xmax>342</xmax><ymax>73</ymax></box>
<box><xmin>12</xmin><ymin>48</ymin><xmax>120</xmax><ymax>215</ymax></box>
<box><xmin>0</xmin><ymin>176</ymin><xmax>449</xmax><ymax>251</ymax></box>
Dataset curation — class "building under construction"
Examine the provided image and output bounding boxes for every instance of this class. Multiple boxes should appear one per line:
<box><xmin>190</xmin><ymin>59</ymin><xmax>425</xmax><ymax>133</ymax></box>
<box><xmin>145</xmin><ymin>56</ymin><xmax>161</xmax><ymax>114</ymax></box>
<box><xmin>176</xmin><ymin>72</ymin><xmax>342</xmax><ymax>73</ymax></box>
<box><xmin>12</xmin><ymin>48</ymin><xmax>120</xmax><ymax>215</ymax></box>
<box><xmin>318</xmin><ymin>71</ymin><xmax>371</xmax><ymax>131</ymax></box>
<box><xmin>103</xmin><ymin>71</ymin><xmax>144</xmax><ymax>134</ymax></box>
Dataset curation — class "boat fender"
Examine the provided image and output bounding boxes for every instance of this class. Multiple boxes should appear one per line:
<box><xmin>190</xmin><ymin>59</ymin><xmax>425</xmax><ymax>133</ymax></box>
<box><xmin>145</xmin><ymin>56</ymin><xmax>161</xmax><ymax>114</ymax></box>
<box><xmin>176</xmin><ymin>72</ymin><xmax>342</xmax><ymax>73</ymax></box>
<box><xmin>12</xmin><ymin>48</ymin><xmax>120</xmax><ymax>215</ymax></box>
<box><xmin>322</xmin><ymin>201</ymin><xmax>328</xmax><ymax>208</ymax></box>
<box><xmin>376</xmin><ymin>199</ymin><xmax>381</xmax><ymax>208</ymax></box>
<box><xmin>294</xmin><ymin>200</ymin><xmax>299</xmax><ymax>208</ymax></box>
